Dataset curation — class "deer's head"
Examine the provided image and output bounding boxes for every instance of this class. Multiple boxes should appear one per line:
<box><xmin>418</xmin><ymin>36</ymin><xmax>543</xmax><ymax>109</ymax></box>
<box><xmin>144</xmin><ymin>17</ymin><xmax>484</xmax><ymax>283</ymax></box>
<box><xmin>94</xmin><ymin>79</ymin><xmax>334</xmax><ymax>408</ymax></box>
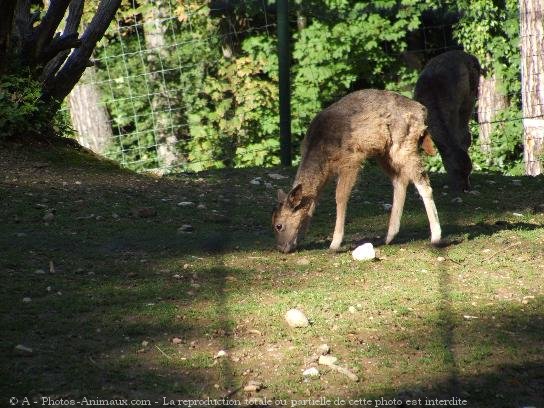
<box><xmin>272</xmin><ymin>184</ymin><xmax>313</xmax><ymax>253</ymax></box>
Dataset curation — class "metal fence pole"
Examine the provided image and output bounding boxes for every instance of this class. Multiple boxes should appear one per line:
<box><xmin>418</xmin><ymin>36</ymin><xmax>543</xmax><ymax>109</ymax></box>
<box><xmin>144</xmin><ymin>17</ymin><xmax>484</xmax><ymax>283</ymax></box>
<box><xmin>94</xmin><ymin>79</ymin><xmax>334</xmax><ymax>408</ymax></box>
<box><xmin>277</xmin><ymin>0</ymin><xmax>292</xmax><ymax>166</ymax></box>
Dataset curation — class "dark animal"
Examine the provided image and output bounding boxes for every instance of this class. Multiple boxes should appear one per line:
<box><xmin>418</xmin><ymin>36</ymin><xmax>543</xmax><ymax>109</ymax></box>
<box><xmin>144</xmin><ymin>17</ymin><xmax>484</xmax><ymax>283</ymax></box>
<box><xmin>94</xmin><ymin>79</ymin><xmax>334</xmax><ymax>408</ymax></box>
<box><xmin>414</xmin><ymin>50</ymin><xmax>481</xmax><ymax>192</ymax></box>
<box><xmin>272</xmin><ymin>89</ymin><xmax>442</xmax><ymax>253</ymax></box>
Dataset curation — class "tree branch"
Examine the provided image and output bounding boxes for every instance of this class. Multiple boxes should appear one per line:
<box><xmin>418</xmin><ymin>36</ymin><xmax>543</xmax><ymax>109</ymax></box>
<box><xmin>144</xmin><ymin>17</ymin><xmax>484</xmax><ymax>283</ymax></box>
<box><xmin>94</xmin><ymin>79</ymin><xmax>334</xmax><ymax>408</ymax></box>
<box><xmin>39</xmin><ymin>33</ymin><xmax>81</xmax><ymax>64</ymax></box>
<box><xmin>64</xmin><ymin>0</ymin><xmax>84</xmax><ymax>36</ymax></box>
<box><xmin>25</xmin><ymin>0</ymin><xmax>71</xmax><ymax>64</ymax></box>
<box><xmin>43</xmin><ymin>0</ymin><xmax>122</xmax><ymax>103</ymax></box>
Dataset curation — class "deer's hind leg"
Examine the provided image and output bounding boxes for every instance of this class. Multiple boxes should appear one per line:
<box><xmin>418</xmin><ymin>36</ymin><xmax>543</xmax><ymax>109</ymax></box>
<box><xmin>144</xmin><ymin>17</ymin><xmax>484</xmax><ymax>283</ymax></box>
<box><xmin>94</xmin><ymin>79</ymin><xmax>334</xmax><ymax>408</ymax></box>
<box><xmin>330</xmin><ymin>165</ymin><xmax>359</xmax><ymax>251</ymax></box>
<box><xmin>412</xmin><ymin>170</ymin><xmax>442</xmax><ymax>245</ymax></box>
<box><xmin>378</xmin><ymin>157</ymin><xmax>409</xmax><ymax>244</ymax></box>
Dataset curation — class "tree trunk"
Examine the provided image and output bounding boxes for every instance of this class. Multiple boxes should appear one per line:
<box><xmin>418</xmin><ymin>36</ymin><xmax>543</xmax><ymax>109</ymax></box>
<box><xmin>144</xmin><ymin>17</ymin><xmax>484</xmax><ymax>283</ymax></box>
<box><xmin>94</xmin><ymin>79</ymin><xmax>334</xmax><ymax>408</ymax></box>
<box><xmin>67</xmin><ymin>67</ymin><xmax>112</xmax><ymax>154</ymax></box>
<box><xmin>477</xmin><ymin>74</ymin><xmax>508</xmax><ymax>154</ymax></box>
<box><xmin>520</xmin><ymin>0</ymin><xmax>544</xmax><ymax>176</ymax></box>
<box><xmin>0</xmin><ymin>0</ymin><xmax>16</xmax><ymax>74</ymax></box>
<box><xmin>143</xmin><ymin>0</ymin><xmax>179</xmax><ymax>170</ymax></box>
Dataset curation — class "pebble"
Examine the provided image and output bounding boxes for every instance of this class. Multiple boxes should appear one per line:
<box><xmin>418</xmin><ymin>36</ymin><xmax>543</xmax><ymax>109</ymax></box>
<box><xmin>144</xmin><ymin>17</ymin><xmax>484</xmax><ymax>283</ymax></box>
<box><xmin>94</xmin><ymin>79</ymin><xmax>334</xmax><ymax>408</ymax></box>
<box><xmin>317</xmin><ymin>344</ymin><xmax>330</xmax><ymax>355</ymax></box>
<box><xmin>177</xmin><ymin>201</ymin><xmax>195</xmax><ymax>207</ymax></box>
<box><xmin>250</xmin><ymin>178</ymin><xmax>261</xmax><ymax>185</ymax></box>
<box><xmin>268</xmin><ymin>173</ymin><xmax>288</xmax><ymax>180</ymax></box>
<box><xmin>352</xmin><ymin>243</ymin><xmax>375</xmax><ymax>261</ymax></box>
<box><xmin>437</xmin><ymin>256</ymin><xmax>446</xmax><ymax>262</ymax></box>
<box><xmin>172</xmin><ymin>337</ymin><xmax>183</xmax><ymax>344</ymax></box>
<box><xmin>22</xmin><ymin>297</ymin><xmax>32</xmax><ymax>303</ymax></box>
<box><xmin>178</xmin><ymin>224</ymin><xmax>194</xmax><ymax>233</ymax></box>
<box><xmin>302</xmin><ymin>367</ymin><xmax>320</xmax><ymax>377</ymax></box>
<box><xmin>43</xmin><ymin>212</ymin><xmax>54</xmax><ymax>222</ymax></box>
<box><xmin>214</xmin><ymin>350</ymin><xmax>228</xmax><ymax>359</ymax></box>
<box><xmin>296</xmin><ymin>257</ymin><xmax>310</xmax><ymax>266</ymax></box>
<box><xmin>451</xmin><ymin>197</ymin><xmax>463</xmax><ymax>204</ymax></box>
<box><xmin>285</xmin><ymin>309</ymin><xmax>309</xmax><ymax>328</ymax></box>
<box><xmin>348</xmin><ymin>306</ymin><xmax>357</xmax><ymax>314</ymax></box>
<box><xmin>318</xmin><ymin>355</ymin><xmax>338</xmax><ymax>366</ymax></box>
<box><xmin>15</xmin><ymin>344</ymin><xmax>33</xmax><ymax>354</ymax></box>
<box><xmin>382</xmin><ymin>203</ymin><xmax>392</xmax><ymax>211</ymax></box>
<box><xmin>243</xmin><ymin>380</ymin><xmax>263</xmax><ymax>392</ymax></box>
<box><xmin>197</xmin><ymin>204</ymin><xmax>206</xmax><ymax>209</ymax></box>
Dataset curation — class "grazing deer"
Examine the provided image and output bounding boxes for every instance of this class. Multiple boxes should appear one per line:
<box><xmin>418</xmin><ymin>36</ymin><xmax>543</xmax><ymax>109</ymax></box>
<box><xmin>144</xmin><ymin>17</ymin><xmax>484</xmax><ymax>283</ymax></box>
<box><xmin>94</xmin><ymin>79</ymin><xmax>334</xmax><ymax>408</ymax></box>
<box><xmin>414</xmin><ymin>50</ymin><xmax>481</xmax><ymax>192</ymax></box>
<box><xmin>272</xmin><ymin>89</ymin><xmax>442</xmax><ymax>253</ymax></box>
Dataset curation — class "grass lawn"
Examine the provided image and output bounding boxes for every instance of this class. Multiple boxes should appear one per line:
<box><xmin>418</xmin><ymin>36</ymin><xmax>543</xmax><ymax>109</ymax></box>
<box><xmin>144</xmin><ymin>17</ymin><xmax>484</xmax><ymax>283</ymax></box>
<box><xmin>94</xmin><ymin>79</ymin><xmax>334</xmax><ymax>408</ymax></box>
<box><xmin>1</xmin><ymin>142</ymin><xmax>543</xmax><ymax>407</ymax></box>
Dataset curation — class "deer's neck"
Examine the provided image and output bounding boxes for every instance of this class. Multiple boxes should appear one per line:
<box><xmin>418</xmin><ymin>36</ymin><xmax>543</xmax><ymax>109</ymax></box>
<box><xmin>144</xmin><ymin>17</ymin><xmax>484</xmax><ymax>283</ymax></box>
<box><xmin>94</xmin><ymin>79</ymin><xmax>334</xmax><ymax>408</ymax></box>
<box><xmin>293</xmin><ymin>157</ymin><xmax>329</xmax><ymax>200</ymax></box>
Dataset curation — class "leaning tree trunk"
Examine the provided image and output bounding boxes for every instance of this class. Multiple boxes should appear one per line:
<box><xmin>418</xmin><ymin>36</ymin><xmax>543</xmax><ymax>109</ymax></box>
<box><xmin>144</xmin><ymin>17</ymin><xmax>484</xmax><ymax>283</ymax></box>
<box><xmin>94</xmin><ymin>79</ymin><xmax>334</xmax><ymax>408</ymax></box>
<box><xmin>477</xmin><ymin>74</ymin><xmax>508</xmax><ymax>155</ymax></box>
<box><xmin>67</xmin><ymin>67</ymin><xmax>112</xmax><ymax>154</ymax></box>
<box><xmin>520</xmin><ymin>0</ymin><xmax>544</xmax><ymax>176</ymax></box>
<box><xmin>143</xmin><ymin>0</ymin><xmax>179</xmax><ymax>170</ymax></box>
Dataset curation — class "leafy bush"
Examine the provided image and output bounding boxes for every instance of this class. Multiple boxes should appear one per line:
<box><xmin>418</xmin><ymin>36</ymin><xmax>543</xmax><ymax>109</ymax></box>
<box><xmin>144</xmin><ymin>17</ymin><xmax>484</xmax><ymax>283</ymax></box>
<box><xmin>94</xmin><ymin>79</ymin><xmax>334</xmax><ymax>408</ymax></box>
<box><xmin>0</xmin><ymin>74</ymin><xmax>43</xmax><ymax>138</ymax></box>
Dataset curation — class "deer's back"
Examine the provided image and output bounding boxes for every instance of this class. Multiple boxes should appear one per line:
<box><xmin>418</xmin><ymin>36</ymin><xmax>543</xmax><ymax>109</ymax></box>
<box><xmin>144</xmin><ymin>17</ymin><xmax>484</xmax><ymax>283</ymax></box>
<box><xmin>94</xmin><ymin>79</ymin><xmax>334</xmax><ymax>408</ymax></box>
<box><xmin>414</xmin><ymin>50</ymin><xmax>480</xmax><ymax>107</ymax></box>
<box><xmin>302</xmin><ymin>89</ymin><xmax>427</xmax><ymax>166</ymax></box>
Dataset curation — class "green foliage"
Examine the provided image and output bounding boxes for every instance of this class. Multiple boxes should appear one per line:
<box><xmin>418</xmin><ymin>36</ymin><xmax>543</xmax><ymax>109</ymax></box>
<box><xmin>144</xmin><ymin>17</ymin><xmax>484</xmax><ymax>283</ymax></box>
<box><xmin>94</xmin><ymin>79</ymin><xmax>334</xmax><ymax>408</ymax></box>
<box><xmin>0</xmin><ymin>74</ymin><xmax>46</xmax><ymax>138</ymax></box>
<box><xmin>92</xmin><ymin>0</ymin><xmax>524</xmax><ymax>175</ymax></box>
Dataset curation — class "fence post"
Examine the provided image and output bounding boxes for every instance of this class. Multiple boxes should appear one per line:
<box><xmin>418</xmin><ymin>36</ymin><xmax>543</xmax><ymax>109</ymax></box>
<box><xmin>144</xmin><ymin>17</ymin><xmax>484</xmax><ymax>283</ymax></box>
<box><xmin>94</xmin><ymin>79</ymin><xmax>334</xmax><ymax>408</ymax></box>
<box><xmin>277</xmin><ymin>0</ymin><xmax>292</xmax><ymax>166</ymax></box>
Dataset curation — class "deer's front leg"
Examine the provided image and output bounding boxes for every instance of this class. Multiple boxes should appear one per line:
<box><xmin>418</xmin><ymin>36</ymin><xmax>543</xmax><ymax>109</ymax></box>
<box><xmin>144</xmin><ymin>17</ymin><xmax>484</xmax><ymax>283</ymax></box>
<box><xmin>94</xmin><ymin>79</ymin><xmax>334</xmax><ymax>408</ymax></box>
<box><xmin>330</xmin><ymin>168</ymin><xmax>358</xmax><ymax>251</ymax></box>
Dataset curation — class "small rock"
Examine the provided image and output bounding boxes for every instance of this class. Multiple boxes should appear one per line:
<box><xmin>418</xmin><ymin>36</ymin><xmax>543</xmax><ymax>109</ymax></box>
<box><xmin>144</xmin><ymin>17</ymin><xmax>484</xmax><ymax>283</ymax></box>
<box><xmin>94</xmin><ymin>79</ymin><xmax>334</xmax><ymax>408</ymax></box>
<box><xmin>512</xmin><ymin>212</ymin><xmax>523</xmax><ymax>217</ymax></box>
<box><xmin>296</xmin><ymin>257</ymin><xmax>310</xmax><ymax>266</ymax></box>
<box><xmin>141</xmin><ymin>340</ymin><xmax>149</xmax><ymax>347</ymax></box>
<box><xmin>285</xmin><ymin>308</ymin><xmax>310</xmax><ymax>328</ymax></box>
<box><xmin>214</xmin><ymin>350</ymin><xmax>228</xmax><ymax>359</ymax></box>
<box><xmin>317</xmin><ymin>344</ymin><xmax>330</xmax><ymax>355</ymax></box>
<box><xmin>352</xmin><ymin>243</ymin><xmax>375</xmax><ymax>261</ymax></box>
<box><xmin>112</xmin><ymin>213</ymin><xmax>120</xmax><ymax>219</ymax></box>
<box><xmin>178</xmin><ymin>224</ymin><xmax>194</xmax><ymax>233</ymax></box>
<box><xmin>463</xmin><ymin>315</ymin><xmax>478</xmax><ymax>320</ymax></box>
<box><xmin>177</xmin><ymin>201</ymin><xmax>195</xmax><ymax>207</ymax></box>
<box><xmin>302</xmin><ymin>367</ymin><xmax>320</xmax><ymax>377</ymax></box>
<box><xmin>22</xmin><ymin>297</ymin><xmax>32</xmax><ymax>303</ymax></box>
<box><xmin>15</xmin><ymin>344</ymin><xmax>33</xmax><ymax>354</ymax></box>
<box><xmin>437</xmin><ymin>256</ymin><xmax>446</xmax><ymax>262</ymax></box>
<box><xmin>382</xmin><ymin>203</ymin><xmax>392</xmax><ymax>211</ymax></box>
<box><xmin>43</xmin><ymin>212</ymin><xmax>54</xmax><ymax>222</ymax></box>
<box><xmin>468</xmin><ymin>190</ymin><xmax>480</xmax><ymax>195</ymax></box>
<box><xmin>172</xmin><ymin>337</ymin><xmax>183</xmax><ymax>344</ymax></box>
<box><xmin>264</xmin><ymin>182</ymin><xmax>273</xmax><ymax>189</ymax></box>
<box><xmin>243</xmin><ymin>380</ymin><xmax>263</xmax><ymax>392</ymax></box>
<box><xmin>250</xmin><ymin>178</ymin><xmax>261</xmax><ymax>185</ymax></box>
<box><xmin>197</xmin><ymin>204</ymin><xmax>206</xmax><ymax>210</ymax></box>
<box><xmin>318</xmin><ymin>355</ymin><xmax>338</xmax><ymax>366</ymax></box>
<box><xmin>348</xmin><ymin>306</ymin><xmax>356</xmax><ymax>314</ymax></box>
<box><xmin>268</xmin><ymin>173</ymin><xmax>288</xmax><ymax>180</ymax></box>
<box><xmin>451</xmin><ymin>197</ymin><xmax>463</xmax><ymax>204</ymax></box>
<box><xmin>34</xmin><ymin>269</ymin><xmax>46</xmax><ymax>275</ymax></box>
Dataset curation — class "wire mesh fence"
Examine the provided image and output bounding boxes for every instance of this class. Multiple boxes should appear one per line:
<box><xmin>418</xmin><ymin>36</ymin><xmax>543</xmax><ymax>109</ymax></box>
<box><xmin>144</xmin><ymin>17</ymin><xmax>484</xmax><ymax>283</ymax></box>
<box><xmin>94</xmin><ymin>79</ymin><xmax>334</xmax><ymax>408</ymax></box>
<box><xmin>67</xmin><ymin>1</ymin><xmax>543</xmax><ymax>175</ymax></box>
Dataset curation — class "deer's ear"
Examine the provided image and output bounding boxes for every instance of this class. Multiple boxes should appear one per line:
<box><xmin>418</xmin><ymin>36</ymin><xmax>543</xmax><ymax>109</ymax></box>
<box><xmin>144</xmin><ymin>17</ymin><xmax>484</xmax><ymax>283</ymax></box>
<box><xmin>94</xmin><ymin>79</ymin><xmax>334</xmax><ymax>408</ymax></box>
<box><xmin>287</xmin><ymin>184</ymin><xmax>303</xmax><ymax>208</ymax></box>
<box><xmin>277</xmin><ymin>189</ymin><xmax>287</xmax><ymax>203</ymax></box>
<box><xmin>421</xmin><ymin>131</ymin><xmax>437</xmax><ymax>156</ymax></box>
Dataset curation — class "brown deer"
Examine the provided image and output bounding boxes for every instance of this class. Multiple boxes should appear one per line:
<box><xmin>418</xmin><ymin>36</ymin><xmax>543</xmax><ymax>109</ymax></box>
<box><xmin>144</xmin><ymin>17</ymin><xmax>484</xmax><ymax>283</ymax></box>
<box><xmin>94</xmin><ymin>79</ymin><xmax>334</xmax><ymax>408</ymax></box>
<box><xmin>272</xmin><ymin>89</ymin><xmax>442</xmax><ymax>253</ymax></box>
<box><xmin>414</xmin><ymin>50</ymin><xmax>481</xmax><ymax>192</ymax></box>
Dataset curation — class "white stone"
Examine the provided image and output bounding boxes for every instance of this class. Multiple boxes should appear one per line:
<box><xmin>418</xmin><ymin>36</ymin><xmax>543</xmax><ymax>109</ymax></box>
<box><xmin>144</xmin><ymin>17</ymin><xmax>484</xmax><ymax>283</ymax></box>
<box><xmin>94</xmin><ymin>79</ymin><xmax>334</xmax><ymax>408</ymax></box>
<box><xmin>451</xmin><ymin>197</ymin><xmax>463</xmax><ymax>204</ymax></box>
<box><xmin>285</xmin><ymin>308</ymin><xmax>309</xmax><ymax>328</ymax></box>
<box><xmin>214</xmin><ymin>350</ymin><xmax>228</xmax><ymax>359</ymax></box>
<box><xmin>382</xmin><ymin>203</ymin><xmax>392</xmax><ymax>211</ymax></box>
<box><xmin>268</xmin><ymin>173</ymin><xmax>288</xmax><ymax>180</ymax></box>
<box><xmin>302</xmin><ymin>367</ymin><xmax>320</xmax><ymax>377</ymax></box>
<box><xmin>352</xmin><ymin>243</ymin><xmax>375</xmax><ymax>261</ymax></box>
<box><xmin>318</xmin><ymin>355</ymin><xmax>338</xmax><ymax>366</ymax></box>
<box><xmin>177</xmin><ymin>201</ymin><xmax>194</xmax><ymax>207</ymax></box>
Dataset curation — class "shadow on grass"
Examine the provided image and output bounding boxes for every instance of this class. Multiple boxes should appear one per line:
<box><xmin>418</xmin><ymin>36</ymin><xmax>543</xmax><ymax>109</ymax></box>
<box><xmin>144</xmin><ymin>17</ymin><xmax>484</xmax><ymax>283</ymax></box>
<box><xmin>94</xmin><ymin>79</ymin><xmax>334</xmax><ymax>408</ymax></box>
<box><xmin>2</xmin><ymin>146</ymin><xmax>544</xmax><ymax>403</ymax></box>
